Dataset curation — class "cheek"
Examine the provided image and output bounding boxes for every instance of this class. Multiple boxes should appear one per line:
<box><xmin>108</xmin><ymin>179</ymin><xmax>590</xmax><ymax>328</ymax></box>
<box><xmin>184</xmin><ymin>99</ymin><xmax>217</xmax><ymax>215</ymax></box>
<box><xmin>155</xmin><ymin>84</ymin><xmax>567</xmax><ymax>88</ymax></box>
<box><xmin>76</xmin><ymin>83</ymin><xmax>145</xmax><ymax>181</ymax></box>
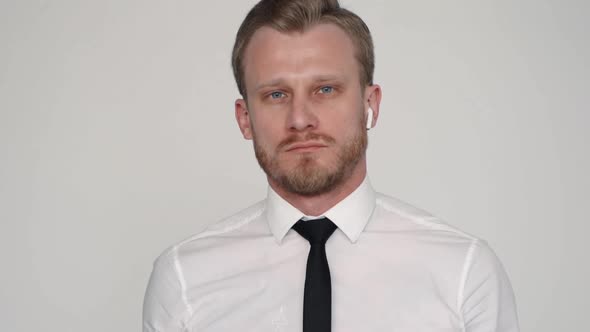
<box><xmin>251</xmin><ymin>120</ymin><xmax>282</xmax><ymax>147</ymax></box>
<box><xmin>255</xmin><ymin>105</ymin><xmax>291</xmax><ymax>130</ymax></box>
<box><xmin>321</xmin><ymin>102</ymin><xmax>364</xmax><ymax>132</ymax></box>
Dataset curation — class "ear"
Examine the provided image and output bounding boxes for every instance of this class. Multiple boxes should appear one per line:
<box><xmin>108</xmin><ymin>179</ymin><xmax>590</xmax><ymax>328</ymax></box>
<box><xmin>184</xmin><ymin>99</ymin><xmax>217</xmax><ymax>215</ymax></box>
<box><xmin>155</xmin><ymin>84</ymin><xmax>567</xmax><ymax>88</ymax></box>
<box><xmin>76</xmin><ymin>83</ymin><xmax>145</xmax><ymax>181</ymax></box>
<box><xmin>364</xmin><ymin>84</ymin><xmax>382</xmax><ymax>129</ymax></box>
<box><xmin>235</xmin><ymin>98</ymin><xmax>253</xmax><ymax>140</ymax></box>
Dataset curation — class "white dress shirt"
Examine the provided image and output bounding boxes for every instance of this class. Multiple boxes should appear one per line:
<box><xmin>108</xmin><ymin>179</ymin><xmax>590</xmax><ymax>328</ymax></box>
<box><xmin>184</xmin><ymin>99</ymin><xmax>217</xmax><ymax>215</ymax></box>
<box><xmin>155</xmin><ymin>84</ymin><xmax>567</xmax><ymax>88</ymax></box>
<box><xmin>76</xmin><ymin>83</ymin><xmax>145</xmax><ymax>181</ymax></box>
<box><xmin>143</xmin><ymin>177</ymin><xmax>519</xmax><ymax>332</ymax></box>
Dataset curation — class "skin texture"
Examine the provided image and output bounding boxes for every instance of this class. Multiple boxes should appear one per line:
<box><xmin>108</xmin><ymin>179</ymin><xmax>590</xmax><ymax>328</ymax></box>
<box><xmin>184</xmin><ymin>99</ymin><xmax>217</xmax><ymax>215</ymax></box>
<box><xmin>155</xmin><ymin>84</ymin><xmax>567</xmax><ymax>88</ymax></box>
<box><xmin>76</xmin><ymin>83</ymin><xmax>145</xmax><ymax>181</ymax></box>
<box><xmin>235</xmin><ymin>23</ymin><xmax>382</xmax><ymax>216</ymax></box>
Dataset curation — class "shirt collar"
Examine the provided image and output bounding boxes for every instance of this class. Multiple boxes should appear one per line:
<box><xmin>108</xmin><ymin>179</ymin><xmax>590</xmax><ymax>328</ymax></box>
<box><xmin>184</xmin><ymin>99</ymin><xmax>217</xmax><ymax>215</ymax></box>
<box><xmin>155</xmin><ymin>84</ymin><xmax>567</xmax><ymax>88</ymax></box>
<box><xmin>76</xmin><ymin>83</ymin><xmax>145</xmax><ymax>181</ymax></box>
<box><xmin>266</xmin><ymin>176</ymin><xmax>376</xmax><ymax>244</ymax></box>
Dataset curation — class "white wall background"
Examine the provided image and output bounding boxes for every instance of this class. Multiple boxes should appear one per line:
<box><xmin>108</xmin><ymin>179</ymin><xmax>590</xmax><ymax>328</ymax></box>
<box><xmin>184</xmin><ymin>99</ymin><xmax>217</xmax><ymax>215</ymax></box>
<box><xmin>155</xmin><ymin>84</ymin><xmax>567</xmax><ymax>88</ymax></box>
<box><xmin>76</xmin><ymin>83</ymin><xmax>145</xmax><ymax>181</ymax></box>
<box><xmin>1</xmin><ymin>0</ymin><xmax>588</xmax><ymax>331</ymax></box>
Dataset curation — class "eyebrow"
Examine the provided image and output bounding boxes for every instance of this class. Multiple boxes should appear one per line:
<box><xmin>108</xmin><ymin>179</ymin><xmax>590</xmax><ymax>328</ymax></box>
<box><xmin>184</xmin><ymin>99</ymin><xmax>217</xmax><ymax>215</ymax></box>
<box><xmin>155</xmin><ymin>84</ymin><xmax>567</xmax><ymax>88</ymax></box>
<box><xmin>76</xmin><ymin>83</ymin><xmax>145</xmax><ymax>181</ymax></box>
<box><xmin>254</xmin><ymin>79</ymin><xmax>284</xmax><ymax>92</ymax></box>
<box><xmin>254</xmin><ymin>75</ymin><xmax>344</xmax><ymax>92</ymax></box>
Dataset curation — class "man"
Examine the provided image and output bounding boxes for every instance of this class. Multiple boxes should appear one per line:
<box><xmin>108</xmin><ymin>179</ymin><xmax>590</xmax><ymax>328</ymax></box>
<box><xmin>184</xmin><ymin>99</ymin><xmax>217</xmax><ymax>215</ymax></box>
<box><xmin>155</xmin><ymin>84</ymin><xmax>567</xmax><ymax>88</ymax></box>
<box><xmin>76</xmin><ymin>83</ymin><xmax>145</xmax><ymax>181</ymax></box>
<box><xmin>143</xmin><ymin>0</ymin><xmax>519</xmax><ymax>331</ymax></box>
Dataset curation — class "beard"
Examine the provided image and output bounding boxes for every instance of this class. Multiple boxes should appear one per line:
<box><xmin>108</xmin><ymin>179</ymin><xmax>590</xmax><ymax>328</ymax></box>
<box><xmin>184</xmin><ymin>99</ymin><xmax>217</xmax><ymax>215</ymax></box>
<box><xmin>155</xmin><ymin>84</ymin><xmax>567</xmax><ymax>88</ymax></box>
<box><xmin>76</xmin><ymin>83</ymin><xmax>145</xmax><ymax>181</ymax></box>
<box><xmin>252</xmin><ymin>117</ymin><xmax>367</xmax><ymax>196</ymax></box>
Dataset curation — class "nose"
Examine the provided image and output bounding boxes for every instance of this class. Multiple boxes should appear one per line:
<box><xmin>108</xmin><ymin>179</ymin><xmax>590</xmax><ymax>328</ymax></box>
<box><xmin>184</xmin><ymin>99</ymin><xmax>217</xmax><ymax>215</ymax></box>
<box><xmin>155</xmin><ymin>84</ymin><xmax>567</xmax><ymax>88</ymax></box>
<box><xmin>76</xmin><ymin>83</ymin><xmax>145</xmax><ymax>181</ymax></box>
<box><xmin>286</xmin><ymin>95</ymin><xmax>318</xmax><ymax>131</ymax></box>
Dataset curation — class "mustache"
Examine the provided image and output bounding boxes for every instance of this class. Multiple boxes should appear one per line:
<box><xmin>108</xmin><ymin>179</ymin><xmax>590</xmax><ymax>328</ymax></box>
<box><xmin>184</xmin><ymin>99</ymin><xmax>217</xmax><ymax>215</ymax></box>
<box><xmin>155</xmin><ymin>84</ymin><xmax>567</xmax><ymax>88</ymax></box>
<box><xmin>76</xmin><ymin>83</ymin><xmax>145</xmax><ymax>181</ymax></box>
<box><xmin>277</xmin><ymin>132</ymin><xmax>336</xmax><ymax>150</ymax></box>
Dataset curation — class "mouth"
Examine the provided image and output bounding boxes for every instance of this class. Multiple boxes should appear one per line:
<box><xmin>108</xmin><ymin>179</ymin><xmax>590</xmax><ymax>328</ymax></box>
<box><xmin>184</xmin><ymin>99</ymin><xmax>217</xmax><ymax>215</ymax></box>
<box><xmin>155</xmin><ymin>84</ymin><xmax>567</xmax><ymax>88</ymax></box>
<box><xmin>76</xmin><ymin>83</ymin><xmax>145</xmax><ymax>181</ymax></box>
<box><xmin>285</xmin><ymin>141</ymin><xmax>328</xmax><ymax>153</ymax></box>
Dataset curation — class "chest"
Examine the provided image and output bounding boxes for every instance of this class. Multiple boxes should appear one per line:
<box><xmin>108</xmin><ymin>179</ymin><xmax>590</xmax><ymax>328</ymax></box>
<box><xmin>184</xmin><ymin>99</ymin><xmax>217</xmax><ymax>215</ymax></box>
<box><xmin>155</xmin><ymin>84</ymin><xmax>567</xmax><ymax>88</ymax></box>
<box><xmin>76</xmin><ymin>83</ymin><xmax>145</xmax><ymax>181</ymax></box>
<box><xmin>181</xmin><ymin>236</ymin><xmax>464</xmax><ymax>332</ymax></box>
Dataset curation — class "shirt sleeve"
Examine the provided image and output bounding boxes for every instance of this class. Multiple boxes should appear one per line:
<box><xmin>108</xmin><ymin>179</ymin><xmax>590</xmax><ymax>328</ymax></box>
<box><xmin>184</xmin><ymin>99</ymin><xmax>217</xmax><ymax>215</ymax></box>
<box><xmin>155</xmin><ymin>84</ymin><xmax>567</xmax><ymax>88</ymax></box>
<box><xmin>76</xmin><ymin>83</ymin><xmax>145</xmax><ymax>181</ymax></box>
<box><xmin>460</xmin><ymin>240</ymin><xmax>520</xmax><ymax>332</ymax></box>
<box><xmin>143</xmin><ymin>248</ymin><xmax>191</xmax><ymax>332</ymax></box>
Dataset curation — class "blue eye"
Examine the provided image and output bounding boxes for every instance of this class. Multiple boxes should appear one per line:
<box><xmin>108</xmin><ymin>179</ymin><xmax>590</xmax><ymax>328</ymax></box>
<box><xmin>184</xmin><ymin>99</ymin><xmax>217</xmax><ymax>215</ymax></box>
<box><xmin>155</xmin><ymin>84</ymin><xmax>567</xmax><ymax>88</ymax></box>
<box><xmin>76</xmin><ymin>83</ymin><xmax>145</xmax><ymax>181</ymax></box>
<box><xmin>270</xmin><ymin>91</ymin><xmax>285</xmax><ymax>99</ymax></box>
<box><xmin>319</xmin><ymin>86</ymin><xmax>334</xmax><ymax>94</ymax></box>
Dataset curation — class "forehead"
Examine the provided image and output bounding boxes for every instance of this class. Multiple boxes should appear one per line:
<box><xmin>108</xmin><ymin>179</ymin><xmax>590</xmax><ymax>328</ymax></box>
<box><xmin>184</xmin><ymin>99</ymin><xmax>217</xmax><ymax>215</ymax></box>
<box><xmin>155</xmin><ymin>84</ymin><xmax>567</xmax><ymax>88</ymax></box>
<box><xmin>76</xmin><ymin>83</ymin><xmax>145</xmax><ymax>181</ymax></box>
<box><xmin>242</xmin><ymin>23</ymin><xmax>359</xmax><ymax>92</ymax></box>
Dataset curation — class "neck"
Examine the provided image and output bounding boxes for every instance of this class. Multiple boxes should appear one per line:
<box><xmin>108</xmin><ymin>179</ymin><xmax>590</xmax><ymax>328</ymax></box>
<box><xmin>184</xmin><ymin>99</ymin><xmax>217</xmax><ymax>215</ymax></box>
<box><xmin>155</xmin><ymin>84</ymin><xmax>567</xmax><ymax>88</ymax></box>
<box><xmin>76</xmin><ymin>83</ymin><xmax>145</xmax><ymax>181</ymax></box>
<box><xmin>269</xmin><ymin>160</ymin><xmax>367</xmax><ymax>216</ymax></box>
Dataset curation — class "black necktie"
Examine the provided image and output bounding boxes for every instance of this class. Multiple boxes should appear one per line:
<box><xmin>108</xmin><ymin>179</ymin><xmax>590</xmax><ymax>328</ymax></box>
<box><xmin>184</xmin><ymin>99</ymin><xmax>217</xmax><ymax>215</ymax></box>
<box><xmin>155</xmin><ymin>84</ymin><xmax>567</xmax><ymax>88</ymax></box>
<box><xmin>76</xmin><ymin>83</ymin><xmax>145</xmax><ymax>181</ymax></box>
<box><xmin>292</xmin><ymin>217</ymin><xmax>338</xmax><ymax>332</ymax></box>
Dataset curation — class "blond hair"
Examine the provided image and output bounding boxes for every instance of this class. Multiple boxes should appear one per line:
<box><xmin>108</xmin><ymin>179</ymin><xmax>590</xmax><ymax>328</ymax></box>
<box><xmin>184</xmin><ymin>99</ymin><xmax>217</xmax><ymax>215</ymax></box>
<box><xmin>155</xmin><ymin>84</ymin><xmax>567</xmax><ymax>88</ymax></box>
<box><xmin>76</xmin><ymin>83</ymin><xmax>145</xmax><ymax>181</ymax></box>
<box><xmin>231</xmin><ymin>0</ymin><xmax>375</xmax><ymax>97</ymax></box>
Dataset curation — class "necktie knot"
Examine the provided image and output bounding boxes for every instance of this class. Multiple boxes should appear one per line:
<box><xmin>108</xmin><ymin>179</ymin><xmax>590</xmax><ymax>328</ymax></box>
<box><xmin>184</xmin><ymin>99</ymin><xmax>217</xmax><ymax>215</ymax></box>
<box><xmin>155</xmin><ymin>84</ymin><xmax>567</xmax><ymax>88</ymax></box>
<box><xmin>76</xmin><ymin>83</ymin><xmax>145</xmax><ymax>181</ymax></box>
<box><xmin>292</xmin><ymin>217</ymin><xmax>337</xmax><ymax>245</ymax></box>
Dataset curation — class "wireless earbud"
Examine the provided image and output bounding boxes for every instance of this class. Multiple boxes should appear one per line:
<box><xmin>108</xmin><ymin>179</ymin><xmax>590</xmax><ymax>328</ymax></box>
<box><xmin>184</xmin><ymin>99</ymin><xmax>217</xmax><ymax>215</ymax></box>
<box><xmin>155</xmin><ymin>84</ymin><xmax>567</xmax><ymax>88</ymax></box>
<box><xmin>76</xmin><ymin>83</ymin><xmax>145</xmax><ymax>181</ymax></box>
<box><xmin>366</xmin><ymin>107</ymin><xmax>374</xmax><ymax>130</ymax></box>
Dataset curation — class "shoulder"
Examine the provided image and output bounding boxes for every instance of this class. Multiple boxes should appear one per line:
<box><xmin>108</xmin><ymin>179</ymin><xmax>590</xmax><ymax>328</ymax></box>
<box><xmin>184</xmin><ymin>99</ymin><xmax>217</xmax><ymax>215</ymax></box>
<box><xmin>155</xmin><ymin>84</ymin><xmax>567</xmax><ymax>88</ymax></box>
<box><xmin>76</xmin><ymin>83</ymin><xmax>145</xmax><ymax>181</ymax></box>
<box><xmin>144</xmin><ymin>200</ymin><xmax>269</xmax><ymax>329</ymax></box>
<box><xmin>373</xmin><ymin>192</ymin><xmax>515</xmax><ymax>294</ymax></box>
<box><xmin>370</xmin><ymin>192</ymin><xmax>497</xmax><ymax>283</ymax></box>
<box><xmin>373</xmin><ymin>192</ymin><xmax>479</xmax><ymax>243</ymax></box>
<box><xmin>155</xmin><ymin>199</ymin><xmax>268</xmax><ymax>263</ymax></box>
<box><xmin>372</xmin><ymin>193</ymin><xmax>518</xmax><ymax>321</ymax></box>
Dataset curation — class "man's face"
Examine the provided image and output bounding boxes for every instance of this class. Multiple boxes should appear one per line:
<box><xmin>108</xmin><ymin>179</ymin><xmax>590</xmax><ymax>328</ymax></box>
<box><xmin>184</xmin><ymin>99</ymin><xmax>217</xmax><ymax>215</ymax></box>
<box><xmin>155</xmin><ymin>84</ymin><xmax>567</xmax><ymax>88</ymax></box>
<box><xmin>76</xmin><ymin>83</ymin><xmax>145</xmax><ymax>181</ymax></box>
<box><xmin>236</xmin><ymin>23</ymin><xmax>379</xmax><ymax>196</ymax></box>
